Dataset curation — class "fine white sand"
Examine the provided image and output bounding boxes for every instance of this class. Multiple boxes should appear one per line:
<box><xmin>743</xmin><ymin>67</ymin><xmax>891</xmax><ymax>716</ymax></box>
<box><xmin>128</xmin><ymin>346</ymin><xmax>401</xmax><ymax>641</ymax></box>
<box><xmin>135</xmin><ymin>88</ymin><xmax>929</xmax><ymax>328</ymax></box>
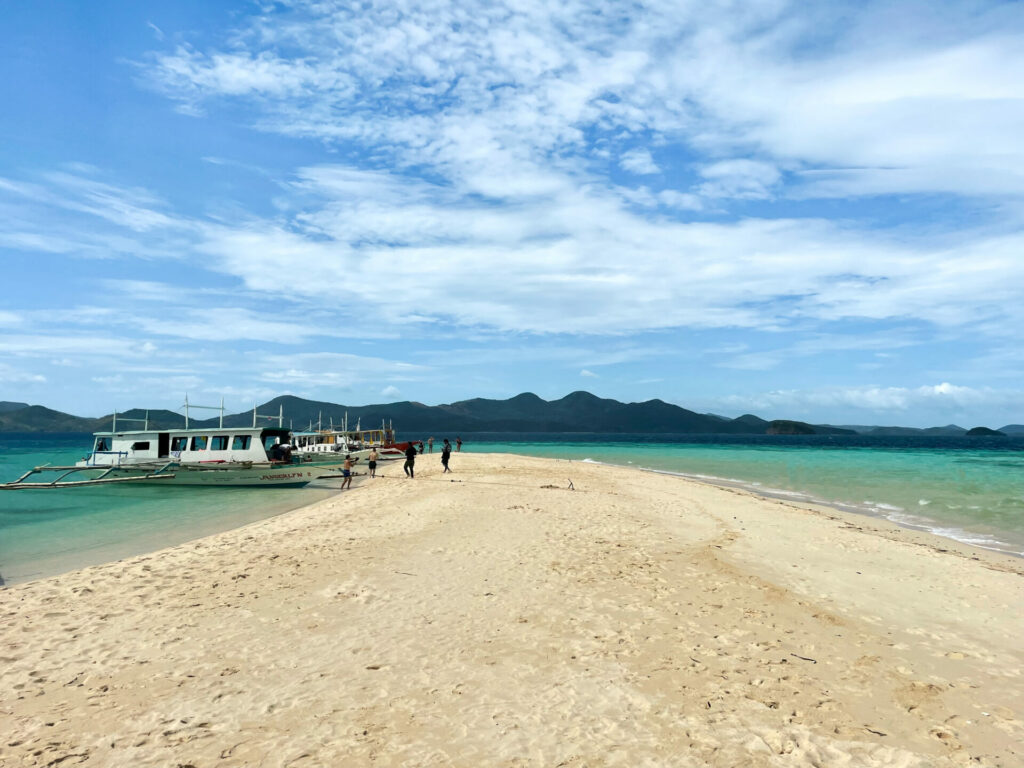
<box><xmin>2</xmin><ymin>453</ymin><xmax>1021</xmax><ymax>767</ymax></box>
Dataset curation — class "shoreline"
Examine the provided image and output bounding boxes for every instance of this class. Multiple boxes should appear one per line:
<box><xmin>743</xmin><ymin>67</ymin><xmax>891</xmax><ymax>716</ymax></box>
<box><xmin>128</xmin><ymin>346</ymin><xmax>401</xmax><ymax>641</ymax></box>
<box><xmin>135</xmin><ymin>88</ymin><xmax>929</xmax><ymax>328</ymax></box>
<box><xmin>5</xmin><ymin>436</ymin><xmax>1022</xmax><ymax>586</ymax></box>
<box><xmin>4</xmin><ymin>449</ymin><xmax>1021</xmax><ymax>586</ymax></box>
<box><xmin>612</xmin><ymin>461</ymin><xmax>1024</xmax><ymax>560</ymax></box>
<box><xmin>0</xmin><ymin>479</ymin><xmax>343</xmax><ymax>588</ymax></box>
<box><xmin>3</xmin><ymin>453</ymin><xmax>1022</xmax><ymax>766</ymax></box>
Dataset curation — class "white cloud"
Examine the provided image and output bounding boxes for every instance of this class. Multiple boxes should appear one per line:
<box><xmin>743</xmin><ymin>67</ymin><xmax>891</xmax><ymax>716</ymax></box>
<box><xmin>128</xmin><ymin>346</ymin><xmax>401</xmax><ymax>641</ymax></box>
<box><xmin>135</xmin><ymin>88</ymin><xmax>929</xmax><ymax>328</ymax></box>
<box><xmin>137</xmin><ymin>0</ymin><xmax>1024</xmax><ymax>203</ymax></box>
<box><xmin>0</xmin><ymin>363</ymin><xmax>46</xmax><ymax>384</ymax></box>
<box><xmin>112</xmin><ymin>0</ymin><xmax>1024</xmax><ymax>342</ymax></box>
<box><xmin>381</xmin><ymin>385</ymin><xmax>401</xmax><ymax>398</ymax></box>
<box><xmin>713</xmin><ymin>382</ymin><xmax>1023</xmax><ymax>418</ymax></box>
<box><xmin>580</xmin><ymin>369</ymin><xmax>598</xmax><ymax>378</ymax></box>
<box><xmin>715</xmin><ymin>331</ymin><xmax>925</xmax><ymax>371</ymax></box>
<box><xmin>619</xmin><ymin>148</ymin><xmax>659</xmax><ymax>175</ymax></box>
<box><xmin>699</xmin><ymin>160</ymin><xmax>781</xmax><ymax>199</ymax></box>
<box><xmin>256</xmin><ymin>352</ymin><xmax>427</xmax><ymax>389</ymax></box>
<box><xmin>136</xmin><ymin>308</ymin><xmax>323</xmax><ymax>344</ymax></box>
<box><xmin>6</xmin><ymin>163</ymin><xmax>1024</xmax><ymax>343</ymax></box>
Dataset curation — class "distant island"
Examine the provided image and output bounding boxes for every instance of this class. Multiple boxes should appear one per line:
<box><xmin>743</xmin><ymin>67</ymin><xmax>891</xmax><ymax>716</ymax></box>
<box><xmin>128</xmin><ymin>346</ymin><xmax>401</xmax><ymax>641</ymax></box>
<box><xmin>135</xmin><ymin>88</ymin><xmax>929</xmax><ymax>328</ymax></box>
<box><xmin>0</xmin><ymin>394</ymin><xmax>1020</xmax><ymax>437</ymax></box>
<box><xmin>965</xmin><ymin>426</ymin><xmax>1006</xmax><ymax>436</ymax></box>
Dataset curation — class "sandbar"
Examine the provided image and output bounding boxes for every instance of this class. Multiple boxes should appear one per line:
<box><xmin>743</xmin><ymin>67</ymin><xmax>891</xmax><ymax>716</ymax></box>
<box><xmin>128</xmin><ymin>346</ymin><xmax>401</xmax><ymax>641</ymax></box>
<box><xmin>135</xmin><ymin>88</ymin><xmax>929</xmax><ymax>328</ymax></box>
<box><xmin>2</xmin><ymin>453</ymin><xmax>1021</xmax><ymax>766</ymax></box>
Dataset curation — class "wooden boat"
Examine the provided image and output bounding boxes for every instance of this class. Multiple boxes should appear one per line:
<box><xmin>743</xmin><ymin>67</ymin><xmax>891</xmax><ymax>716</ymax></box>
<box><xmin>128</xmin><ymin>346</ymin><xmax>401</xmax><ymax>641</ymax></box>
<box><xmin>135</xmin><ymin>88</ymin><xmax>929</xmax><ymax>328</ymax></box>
<box><xmin>0</xmin><ymin>402</ymin><xmax>348</xmax><ymax>489</ymax></box>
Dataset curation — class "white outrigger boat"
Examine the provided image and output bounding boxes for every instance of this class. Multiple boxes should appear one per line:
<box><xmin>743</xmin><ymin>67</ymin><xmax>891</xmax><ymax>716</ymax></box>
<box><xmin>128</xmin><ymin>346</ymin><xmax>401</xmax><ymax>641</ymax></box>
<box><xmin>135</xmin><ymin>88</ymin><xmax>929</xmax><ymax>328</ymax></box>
<box><xmin>0</xmin><ymin>400</ymin><xmax>350</xmax><ymax>490</ymax></box>
<box><xmin>291</xmin><ymin>414</ymin><xmax>405</xmax><ymax>462</ymax></box>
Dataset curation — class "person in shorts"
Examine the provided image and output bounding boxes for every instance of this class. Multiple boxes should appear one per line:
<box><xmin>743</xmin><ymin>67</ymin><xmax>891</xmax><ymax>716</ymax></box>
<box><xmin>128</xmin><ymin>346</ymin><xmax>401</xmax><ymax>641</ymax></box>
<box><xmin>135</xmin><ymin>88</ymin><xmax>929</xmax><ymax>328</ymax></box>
<box><xmin>441</xmin><ymin>439</ymin><xmax>452</xmax><ymax>473</ymax></box>
<box><xmin>367</xmin><ymin>448</ymin><xmax>378</xmax><ymax>478</ymax></box>
<box><xmin>341</xmin><ymin>454</ymin><xmax>357</xmax><ymax>490</ymax></box>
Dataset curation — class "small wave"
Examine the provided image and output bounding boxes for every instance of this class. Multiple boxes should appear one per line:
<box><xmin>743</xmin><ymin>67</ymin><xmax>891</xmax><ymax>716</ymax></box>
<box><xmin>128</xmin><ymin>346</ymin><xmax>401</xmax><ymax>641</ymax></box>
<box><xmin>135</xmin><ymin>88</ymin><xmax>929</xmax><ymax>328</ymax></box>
<box><xmin>688</xmin><ymin>472</ymin><xmax>748</xmax><ymax>484</ymax></box>
<box><xmin>875</xmin><ymin>511</ymin><xmax>1021</xmax><ymax>557</ymax></box>
<box><xmin>755</xmin><ymin>486</ymin><xmax>812</xmax><ymax>499</ymax></box>
<box><xmin>863</xmin><ymin>501</ymin><xmax>904</xmax><ymax>512</ymax></box>
<box><xmin>927</xmin><ymin>527</ymin><xmax>1011</xmax><ymax>551</ymax></box>
<box><xmin>918</xmin><ymin>499</ymin><xmax>931</xmax><ymax>506</ymax></box>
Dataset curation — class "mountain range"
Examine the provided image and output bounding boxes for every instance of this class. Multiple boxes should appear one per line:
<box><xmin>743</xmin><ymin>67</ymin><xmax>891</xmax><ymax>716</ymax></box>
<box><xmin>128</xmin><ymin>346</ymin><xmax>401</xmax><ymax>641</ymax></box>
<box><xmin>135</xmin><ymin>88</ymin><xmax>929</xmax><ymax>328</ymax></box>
<box><xmin>1</xmin><ymin>394</ymin><xmax>1020</xmax><ymax>436</ymax></box>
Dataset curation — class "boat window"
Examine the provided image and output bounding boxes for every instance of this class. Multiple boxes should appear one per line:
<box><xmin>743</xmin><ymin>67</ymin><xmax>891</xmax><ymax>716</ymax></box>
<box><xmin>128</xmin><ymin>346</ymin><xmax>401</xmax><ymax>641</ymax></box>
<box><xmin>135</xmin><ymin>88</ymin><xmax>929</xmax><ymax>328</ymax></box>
<box><xmin>95</xmin><ymin>438</ymin><xmax>109</xmax><ymax>452</ymax></box>
<box><xmin>131</xmin><ymin>441</ymin><xmax>150</xmax><ymax>451</ymax></box>
<box><xmin>232</xmin><ymin>435</ymin><xmax>251</xmax><ymax>450</ymax></box>
<box><xmin>210</xmin><ymin>436</ymin><xmax>229</xmax><ymax>451</ymax></box>
<box><xmin>191</xmin><ymin>435</ymin><xmax>208</xmax><ymax>451</ymax></box>
<box><xmin>171</xmin><ymin>436</ymin><xmax>188</xmax><ymax>452</ymax></box>
<box><xmin>264</xmin><ymin>435</ymin><xmax>280</xmax><ymax>451</ymax></box>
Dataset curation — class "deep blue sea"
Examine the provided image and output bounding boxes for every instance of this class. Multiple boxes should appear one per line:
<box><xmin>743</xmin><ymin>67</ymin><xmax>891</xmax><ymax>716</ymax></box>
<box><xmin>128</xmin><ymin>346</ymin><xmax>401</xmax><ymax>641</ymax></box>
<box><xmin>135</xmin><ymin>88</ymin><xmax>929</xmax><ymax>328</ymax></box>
<box><xmin>2</xmin><ymin>431</ymin><xmax>1023</xmax><ymax>585</ymax></box>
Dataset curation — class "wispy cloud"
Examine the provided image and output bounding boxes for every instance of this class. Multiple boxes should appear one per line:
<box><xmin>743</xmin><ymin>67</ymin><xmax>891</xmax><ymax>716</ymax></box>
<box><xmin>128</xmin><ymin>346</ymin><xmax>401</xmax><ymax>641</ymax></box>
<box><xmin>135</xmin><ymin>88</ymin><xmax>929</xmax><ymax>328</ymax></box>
<box><xmin>620</xmin><ymin>149</ymin><xmax>659</xmax><ymax>175</ymax></box>
<box><xmin>709</xmin><ymin>382</ymin><xmax>1024</xmax><ymax>423</ymax></box>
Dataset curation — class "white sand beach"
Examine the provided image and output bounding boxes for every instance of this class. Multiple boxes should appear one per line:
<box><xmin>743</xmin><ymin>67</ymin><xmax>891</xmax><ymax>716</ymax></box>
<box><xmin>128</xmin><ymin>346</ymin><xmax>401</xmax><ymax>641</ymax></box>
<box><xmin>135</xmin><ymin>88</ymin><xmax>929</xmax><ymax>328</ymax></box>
<box><xmin>1</xmin><ymin>453</ymin><xmax>1021</xmax><ymax>767</ymax></box>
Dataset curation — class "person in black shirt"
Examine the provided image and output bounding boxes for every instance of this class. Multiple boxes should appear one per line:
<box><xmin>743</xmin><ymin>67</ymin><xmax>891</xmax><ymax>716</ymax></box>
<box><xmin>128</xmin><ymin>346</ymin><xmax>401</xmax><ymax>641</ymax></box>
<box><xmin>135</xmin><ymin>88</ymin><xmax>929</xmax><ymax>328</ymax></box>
<box><xmin>441</xmin><ymin>439</ymin><xmax>452</xmax><ymax>473</ymax></box>
<box><xmin>403</xmin><ymin>442</ymin><xmax>417</xmax><ymax>478</ymax></box>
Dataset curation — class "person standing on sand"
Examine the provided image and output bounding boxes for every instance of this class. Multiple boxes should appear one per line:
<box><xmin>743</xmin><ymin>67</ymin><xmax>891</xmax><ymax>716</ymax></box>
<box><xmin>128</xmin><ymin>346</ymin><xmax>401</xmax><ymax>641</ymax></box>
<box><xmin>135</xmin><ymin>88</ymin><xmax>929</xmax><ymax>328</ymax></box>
<box><xmin>456</xmin><ymin>436</ymin><xmax>463</xmax><ymax>452</ymax></box>
<box><xmin>427</xmin><ymin>436</ymin><xmax>434</xmax><ymax>453</ymax></box>
<box><xmin>367</xmin><ymin>447</ymin><xmax>378</xmax><ymax>478</ymax></box>
<box><xmin>441</xmin><ymin>439</ymin><xmax>452</xmax><ymax>473</ymax></box>
<box><xmin>341</xmin><ymin>454</ymin><xmax>357</xmax><ymax>490</ymax></box>
<box><xmin>403</xmin><ymin>442</ymin><xmax>417</xmax><ymax>478</ymax></box>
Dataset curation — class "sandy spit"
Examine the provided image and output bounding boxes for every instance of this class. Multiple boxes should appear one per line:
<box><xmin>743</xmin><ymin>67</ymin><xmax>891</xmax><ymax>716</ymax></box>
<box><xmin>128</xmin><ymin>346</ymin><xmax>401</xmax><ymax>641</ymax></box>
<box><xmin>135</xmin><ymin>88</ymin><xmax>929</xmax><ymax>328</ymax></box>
<box><xmin>1</xmin><ymin>453</ymin><xmax>1022</xmax><ymax>767</ymax></box>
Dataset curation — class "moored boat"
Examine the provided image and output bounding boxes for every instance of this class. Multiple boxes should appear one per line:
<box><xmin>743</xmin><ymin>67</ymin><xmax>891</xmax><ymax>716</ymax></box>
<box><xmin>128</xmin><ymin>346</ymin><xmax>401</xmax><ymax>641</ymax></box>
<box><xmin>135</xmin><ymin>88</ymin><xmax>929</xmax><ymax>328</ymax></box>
<box><xmin>1</xmin><ymin>402</ymin><xmax>349</xmax><ymax>489</ymax></box>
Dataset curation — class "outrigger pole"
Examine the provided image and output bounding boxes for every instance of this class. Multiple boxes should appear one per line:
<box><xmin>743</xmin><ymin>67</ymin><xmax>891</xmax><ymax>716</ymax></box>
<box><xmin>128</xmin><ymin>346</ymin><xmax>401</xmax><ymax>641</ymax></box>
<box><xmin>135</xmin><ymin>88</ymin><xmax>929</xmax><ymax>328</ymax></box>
<box><xmin>182</xmin><ymin>395</ymin><xmax>226</xmax><ymax>429</ymax></box>
<box><xmin>0</xmin><ymin>462</ymin><xmax>177</xmax><ymax>490</ymax></box>
<box><xmin>251</xmin><ymin>403</ymin><xmax>284</xmax><ymax>428</ymax></box>
<box><xmin>111</xmin><ymin>409</ymin><xmax>150</xmax><ymax>432</ymax></box>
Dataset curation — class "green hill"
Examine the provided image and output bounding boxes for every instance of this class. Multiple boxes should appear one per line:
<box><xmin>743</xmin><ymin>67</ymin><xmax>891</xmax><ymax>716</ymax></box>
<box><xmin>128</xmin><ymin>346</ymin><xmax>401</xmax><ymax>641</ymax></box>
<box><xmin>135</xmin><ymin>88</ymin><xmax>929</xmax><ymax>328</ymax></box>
<box><xmin>0</xmin><ymin>405</ymin><xmax>95</xmax><ymax>432</ymax></box>
<box><xmin>0</xmin><ymin>392</ymin><xmax>980</xmax><ymax>437</ymax></box>
<box><xmin>965</xmin><ymin>426</ymin><xmax>1006</xmax><ymax>436</ymax></box>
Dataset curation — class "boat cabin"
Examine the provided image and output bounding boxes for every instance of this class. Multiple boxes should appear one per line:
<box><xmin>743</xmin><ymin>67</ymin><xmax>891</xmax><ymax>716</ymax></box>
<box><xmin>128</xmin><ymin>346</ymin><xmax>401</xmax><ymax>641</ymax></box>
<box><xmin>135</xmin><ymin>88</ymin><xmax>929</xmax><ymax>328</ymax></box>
<box><xmin>83</xmin><ymin>427</ymin><xmax>292</xmax><ymax>467</ymax></box>
<box><xmin>291</xmin><ymin>430</ymin><xmax>345</xmax><ymax>454</ymax></box>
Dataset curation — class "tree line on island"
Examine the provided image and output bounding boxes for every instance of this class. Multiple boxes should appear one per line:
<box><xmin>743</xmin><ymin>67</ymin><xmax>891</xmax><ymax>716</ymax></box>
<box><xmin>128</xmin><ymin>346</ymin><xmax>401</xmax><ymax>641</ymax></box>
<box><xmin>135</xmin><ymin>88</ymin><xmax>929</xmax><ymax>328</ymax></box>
<box><xmin>0</xmin><ymin>392</ymin><xmax>1019</xmax><ymax>436</ymax></box>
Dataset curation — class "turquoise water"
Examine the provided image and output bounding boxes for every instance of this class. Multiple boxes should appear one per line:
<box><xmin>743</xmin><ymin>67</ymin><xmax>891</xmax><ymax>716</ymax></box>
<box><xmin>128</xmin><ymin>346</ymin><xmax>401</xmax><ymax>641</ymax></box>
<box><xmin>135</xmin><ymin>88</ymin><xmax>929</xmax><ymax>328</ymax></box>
<box><xmin>459</xmin><ymin>436</ymin><xmax>1024</xmax><ymax>556</ymax></box>
<box><xmin>4</xmin><ymin>433</ymin><xmax>1024</xmax><ymax>585</ymax></box>
<box><xmin>0</xmin><ymin>434</ymin><xmax>338</xmax><ymax>585</ymax></box>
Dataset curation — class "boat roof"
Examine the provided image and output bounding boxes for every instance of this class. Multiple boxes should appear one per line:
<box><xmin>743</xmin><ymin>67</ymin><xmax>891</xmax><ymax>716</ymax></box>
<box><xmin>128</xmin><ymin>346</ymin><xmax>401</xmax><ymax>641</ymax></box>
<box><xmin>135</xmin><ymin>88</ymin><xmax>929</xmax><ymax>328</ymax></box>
<box><xmin>92</xmin><ymin>426</ymin><xmax>288</xmax><ymax>437</ymax></box>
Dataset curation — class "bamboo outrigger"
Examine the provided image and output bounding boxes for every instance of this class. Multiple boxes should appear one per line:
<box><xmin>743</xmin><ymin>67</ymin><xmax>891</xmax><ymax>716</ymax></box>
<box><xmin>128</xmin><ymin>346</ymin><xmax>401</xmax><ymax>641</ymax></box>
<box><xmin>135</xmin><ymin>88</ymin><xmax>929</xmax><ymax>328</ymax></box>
<box><xmin>0</xmin><ymin>462</ymin><xmax>177</xmax><ymax>490</ymax></box>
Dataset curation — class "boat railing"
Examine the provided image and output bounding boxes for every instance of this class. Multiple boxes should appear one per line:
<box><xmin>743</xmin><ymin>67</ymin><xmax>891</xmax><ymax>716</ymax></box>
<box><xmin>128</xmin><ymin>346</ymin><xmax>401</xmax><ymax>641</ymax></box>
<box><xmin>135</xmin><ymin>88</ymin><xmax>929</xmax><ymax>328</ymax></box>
<box><xmin>83</xmin><ymin>450</ymin><xmax>130</xmax><ymax>466</ymax></box>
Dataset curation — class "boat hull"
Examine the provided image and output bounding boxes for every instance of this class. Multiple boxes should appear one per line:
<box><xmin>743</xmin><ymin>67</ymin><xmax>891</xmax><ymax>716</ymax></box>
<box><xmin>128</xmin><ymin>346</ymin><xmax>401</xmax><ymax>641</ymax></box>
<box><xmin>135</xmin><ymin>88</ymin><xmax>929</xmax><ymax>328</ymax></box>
<box><xmin>84</xmin><ymin>464</ymin><xmax>321</xmax><ymax>487</ymax></box>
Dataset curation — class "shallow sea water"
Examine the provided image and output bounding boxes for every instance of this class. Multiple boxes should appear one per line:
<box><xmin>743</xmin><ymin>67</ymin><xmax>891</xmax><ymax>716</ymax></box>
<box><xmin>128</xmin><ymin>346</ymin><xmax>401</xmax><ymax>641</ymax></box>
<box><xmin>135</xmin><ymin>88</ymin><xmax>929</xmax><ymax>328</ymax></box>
<box><xmin>0</xmin><ymin>434</ymin><xmax>338</xmax><ymax>585</ymax></box>
<box><xmin>454</xmin><ymin>433</ymin><xmax>1024</xmax><ymax>557</ymax></box>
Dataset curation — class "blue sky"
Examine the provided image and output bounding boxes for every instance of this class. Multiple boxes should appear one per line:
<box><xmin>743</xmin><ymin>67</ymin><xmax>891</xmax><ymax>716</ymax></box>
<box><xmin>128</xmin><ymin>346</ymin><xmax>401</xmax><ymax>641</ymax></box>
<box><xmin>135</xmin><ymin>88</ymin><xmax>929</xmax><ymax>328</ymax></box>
<box><xmin>2</xmin><ymin>0</ymin><xmax>1023</xmax><ymax>427</ymax></box>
